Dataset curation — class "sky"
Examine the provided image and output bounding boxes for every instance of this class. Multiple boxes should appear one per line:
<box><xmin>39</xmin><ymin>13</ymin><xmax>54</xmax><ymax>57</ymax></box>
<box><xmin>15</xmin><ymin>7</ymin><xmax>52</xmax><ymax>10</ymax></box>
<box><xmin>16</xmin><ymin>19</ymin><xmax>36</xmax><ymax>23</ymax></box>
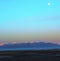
<box><xmin>0</xmin><ymin>0</ymin><xmax>60</xmax><ymax>44</ymax></box>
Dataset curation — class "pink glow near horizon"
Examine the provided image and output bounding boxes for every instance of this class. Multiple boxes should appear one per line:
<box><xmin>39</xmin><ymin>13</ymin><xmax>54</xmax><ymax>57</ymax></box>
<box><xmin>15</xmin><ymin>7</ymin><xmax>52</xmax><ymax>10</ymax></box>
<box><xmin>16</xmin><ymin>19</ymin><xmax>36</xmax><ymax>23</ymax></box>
<box><xmin>0</xmin><ymin>42</ymin><xmax>5</xmax><ymax>46</ymax></box>
<box><xmin>11</xmin><ymin>41</ymin><xmax>17</xmax><ymax>44</ymax></box>
<box><xmin>0</xmin><ymin>41</ymin><xmax>60</xmax><ymax>45</ymax></box>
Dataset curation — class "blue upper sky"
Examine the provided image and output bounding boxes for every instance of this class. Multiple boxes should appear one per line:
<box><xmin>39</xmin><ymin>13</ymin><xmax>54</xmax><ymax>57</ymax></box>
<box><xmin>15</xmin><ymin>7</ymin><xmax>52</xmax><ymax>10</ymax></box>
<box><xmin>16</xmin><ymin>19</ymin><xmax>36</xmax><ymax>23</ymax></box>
<box><xmin>0</xmin><ymin>0</ymin><xmax>60</xmax><ymax>33</ymax></box>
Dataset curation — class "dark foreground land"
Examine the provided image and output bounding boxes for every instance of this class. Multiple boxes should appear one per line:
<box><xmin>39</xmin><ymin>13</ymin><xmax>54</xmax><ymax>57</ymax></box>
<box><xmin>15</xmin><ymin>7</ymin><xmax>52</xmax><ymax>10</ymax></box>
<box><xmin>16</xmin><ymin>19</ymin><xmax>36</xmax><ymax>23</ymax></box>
<box><xmin>0</xmin><ymin>49</ymin><xmax>60</xmax><ymax>61</ymax></box>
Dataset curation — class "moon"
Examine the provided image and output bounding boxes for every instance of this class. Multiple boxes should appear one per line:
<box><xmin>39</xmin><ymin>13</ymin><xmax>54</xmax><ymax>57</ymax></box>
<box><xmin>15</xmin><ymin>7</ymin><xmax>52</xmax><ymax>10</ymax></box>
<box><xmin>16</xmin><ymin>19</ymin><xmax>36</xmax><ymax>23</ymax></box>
<box><xmin>48</xmin><ymin>2</ymin><xmax>51</xmax><ymax>6</ymax></box>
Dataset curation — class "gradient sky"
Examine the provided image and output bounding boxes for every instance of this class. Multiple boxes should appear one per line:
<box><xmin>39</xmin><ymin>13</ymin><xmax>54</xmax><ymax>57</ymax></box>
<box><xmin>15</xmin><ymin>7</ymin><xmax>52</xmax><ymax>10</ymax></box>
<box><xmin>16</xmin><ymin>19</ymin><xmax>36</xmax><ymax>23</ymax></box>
<box><xmin>0</xmin><ymin>0</ymin><xmax>60</xmax><ymax>43</ymax></box>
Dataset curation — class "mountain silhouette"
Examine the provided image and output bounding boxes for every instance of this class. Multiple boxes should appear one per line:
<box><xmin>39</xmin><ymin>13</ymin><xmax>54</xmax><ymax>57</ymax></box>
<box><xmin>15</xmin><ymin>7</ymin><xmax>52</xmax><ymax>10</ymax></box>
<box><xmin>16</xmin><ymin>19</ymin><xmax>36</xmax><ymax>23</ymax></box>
<box><xmin>0</xmin><ymin>42</ymin><xmax>60</xmax><ymax>51</ymax></box>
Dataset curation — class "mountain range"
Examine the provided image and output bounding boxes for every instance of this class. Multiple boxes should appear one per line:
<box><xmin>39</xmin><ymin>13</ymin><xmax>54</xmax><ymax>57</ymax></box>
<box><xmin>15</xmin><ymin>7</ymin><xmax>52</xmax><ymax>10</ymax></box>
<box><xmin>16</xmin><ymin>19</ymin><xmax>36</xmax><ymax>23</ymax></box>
<box><xmin>0</xmin><ymin>42</ymin><xmax>60</xmax><ymax>51</ymax></box>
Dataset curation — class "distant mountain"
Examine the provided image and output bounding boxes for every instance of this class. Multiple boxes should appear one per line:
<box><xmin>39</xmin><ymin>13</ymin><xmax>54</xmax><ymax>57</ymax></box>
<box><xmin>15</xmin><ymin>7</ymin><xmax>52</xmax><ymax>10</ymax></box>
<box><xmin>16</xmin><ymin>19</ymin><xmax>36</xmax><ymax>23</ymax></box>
<box><xmin>0</xmin><ymin>42</ymin><xmax>60</xmax><ymax>51</ymax></box>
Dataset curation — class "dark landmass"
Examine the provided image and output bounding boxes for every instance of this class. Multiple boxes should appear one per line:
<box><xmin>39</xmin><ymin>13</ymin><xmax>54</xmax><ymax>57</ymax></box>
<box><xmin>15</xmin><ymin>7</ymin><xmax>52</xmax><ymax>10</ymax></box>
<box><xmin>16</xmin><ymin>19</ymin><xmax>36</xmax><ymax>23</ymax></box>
<box><xmin>0</xmin><ymin>49</ymin><xmax>60</xmax><ymax>61</ymax></box>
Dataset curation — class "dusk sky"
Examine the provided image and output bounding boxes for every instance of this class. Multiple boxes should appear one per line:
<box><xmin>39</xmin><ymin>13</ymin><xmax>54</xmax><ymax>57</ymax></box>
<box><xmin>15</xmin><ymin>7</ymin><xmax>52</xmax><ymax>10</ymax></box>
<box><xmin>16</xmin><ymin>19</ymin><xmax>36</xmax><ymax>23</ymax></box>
<box><xmin>0</xmin><ymin>0</ymin><xmax>60</xmax><ymax>44</ymax></box>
